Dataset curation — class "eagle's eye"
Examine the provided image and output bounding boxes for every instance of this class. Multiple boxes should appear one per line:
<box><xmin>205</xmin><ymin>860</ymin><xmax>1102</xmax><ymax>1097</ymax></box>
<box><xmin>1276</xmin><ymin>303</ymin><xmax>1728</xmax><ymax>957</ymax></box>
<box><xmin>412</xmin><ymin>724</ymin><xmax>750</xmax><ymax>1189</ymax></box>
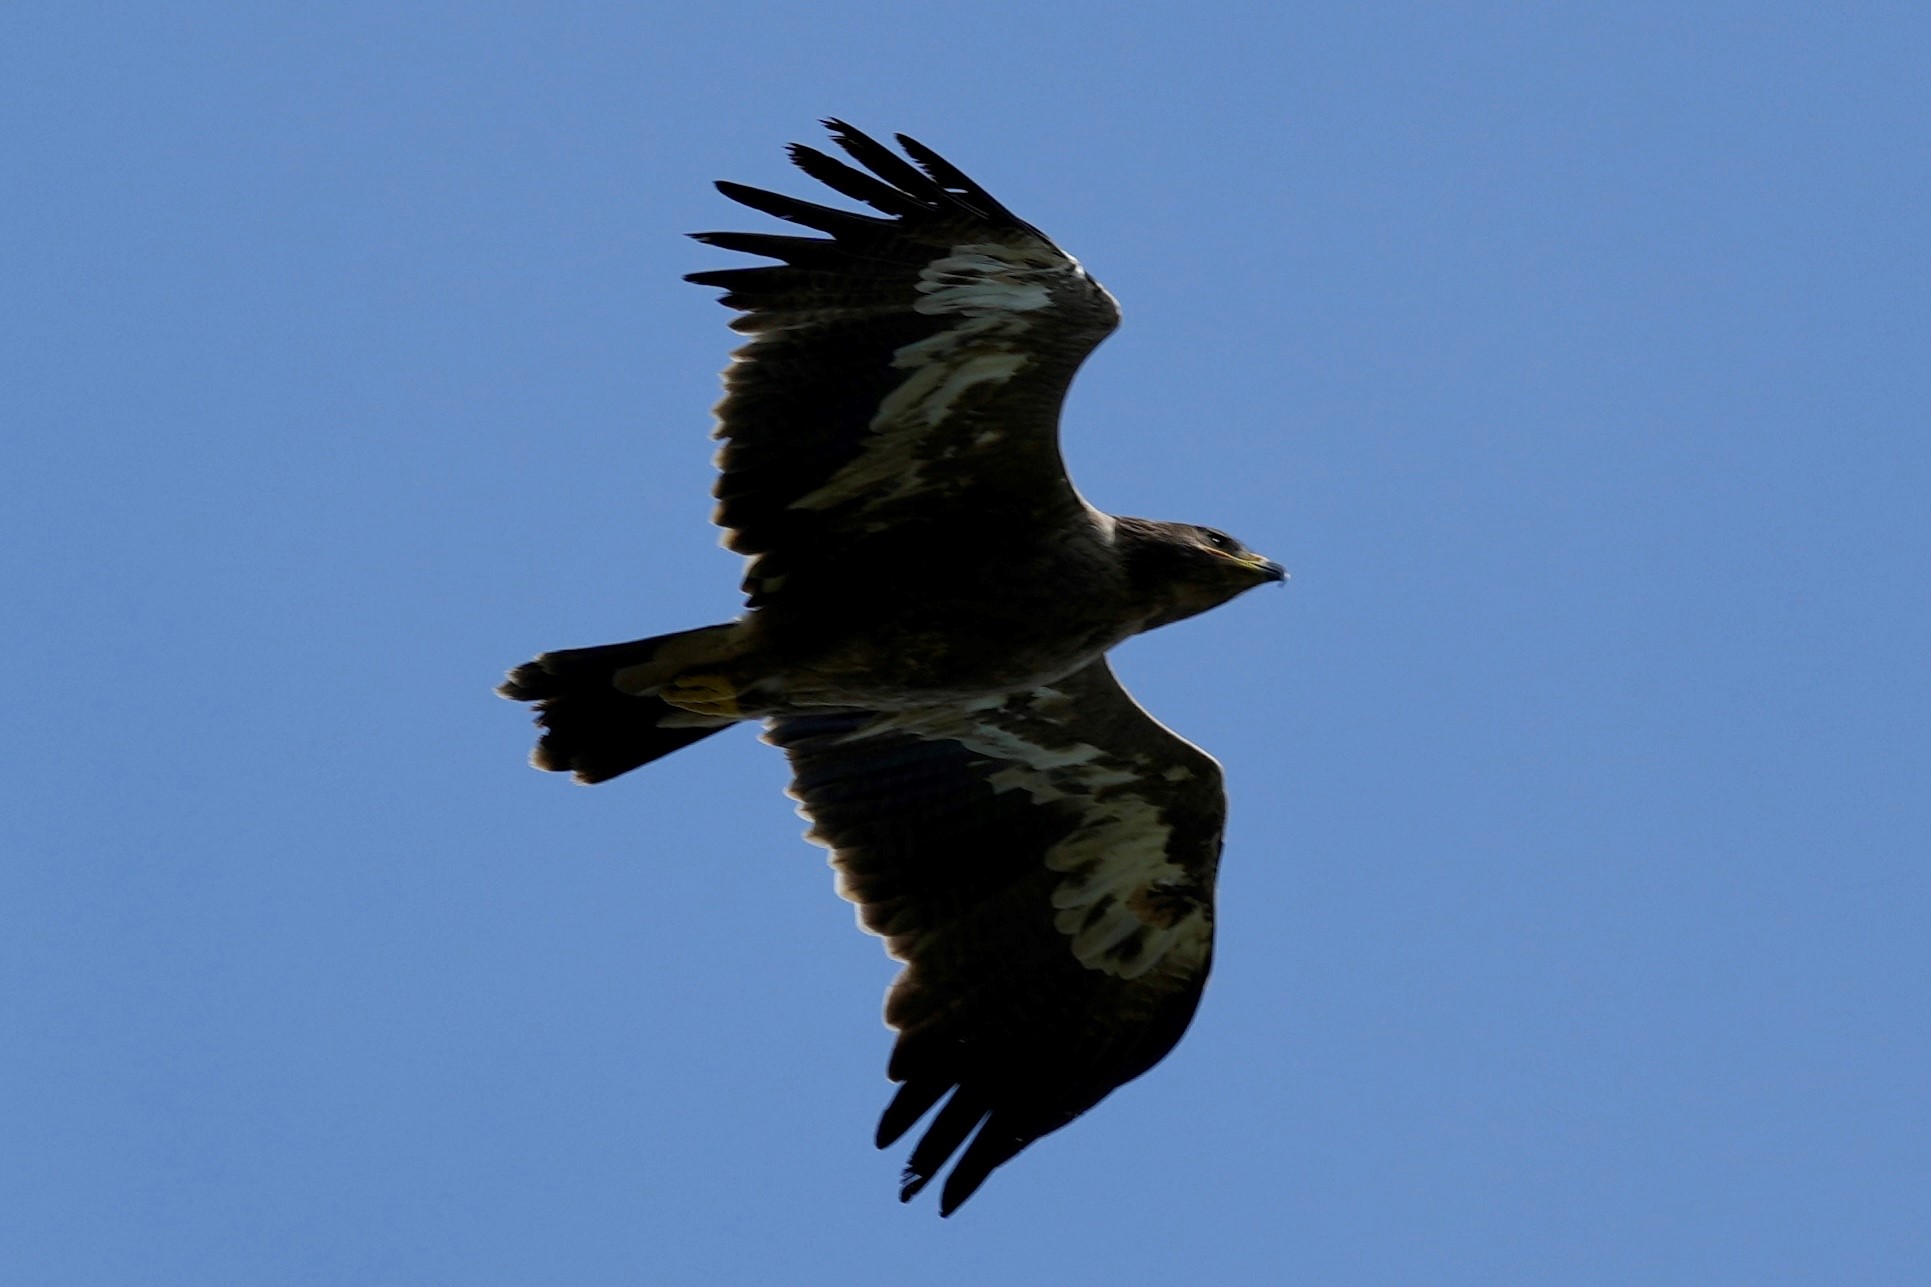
<box><xmin>1199</xmin><ymin>528</ymin><xmax>1238</xmax><ymax>553</ymax></box>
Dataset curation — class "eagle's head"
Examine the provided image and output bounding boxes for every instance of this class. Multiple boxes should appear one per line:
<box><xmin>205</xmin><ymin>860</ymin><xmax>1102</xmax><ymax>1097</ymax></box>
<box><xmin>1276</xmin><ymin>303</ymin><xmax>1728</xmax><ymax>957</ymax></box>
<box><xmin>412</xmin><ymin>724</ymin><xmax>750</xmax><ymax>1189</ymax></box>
<box><xmin>1116</xmin><ymin>517</ymin><xmax>1287</xmax><ymax>631</ymax></box>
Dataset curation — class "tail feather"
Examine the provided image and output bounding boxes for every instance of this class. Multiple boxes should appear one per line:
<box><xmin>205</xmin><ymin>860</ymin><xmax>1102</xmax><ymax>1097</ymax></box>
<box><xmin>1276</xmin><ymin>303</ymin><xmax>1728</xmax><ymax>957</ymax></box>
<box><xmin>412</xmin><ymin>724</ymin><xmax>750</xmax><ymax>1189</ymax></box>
<box><xmin>499</xmin><ymin>625</ymin><xmax>743</xmax><ymax>783</ymax></box>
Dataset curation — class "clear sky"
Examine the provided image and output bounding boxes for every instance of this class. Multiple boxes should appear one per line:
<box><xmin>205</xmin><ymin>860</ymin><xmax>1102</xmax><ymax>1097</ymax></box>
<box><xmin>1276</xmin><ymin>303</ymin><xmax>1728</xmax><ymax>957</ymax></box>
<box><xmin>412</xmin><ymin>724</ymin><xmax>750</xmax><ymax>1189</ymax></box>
<box><xmin>6</xmin><ymin>3</ymin><xmax>1927</xmax><ymax>1284</ymax></box>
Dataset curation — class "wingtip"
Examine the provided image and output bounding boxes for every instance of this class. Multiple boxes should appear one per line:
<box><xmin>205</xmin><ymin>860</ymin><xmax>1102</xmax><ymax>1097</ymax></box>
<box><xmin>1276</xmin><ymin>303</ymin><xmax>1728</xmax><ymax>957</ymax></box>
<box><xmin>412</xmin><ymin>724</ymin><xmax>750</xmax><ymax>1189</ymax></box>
<box><xmin>935</xmin><ymin>1167</ymin><xmax>991</xmax><ymax>1217</ymax></box>
<box><xmin>819</xmin><ymin>117</ymin><xmax>870</xmax><ymax>153</ymax></box>
<box><xmin>898</xmin><ymin>1167</ymin><xmax>931</xmax><ymax>1204</ymax></box>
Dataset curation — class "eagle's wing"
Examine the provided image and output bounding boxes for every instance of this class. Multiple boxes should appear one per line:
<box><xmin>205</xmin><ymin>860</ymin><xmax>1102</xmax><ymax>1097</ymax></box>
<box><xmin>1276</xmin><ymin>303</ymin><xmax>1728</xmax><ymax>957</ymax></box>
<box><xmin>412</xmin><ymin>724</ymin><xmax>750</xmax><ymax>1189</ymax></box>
<box><xmin>688</xmin><ymin>120</ymin><xmax>1122</xmax><ymax>608</ymax></box>
<box><xmin>764</xmin><ymin>660</ymin><xmax>1223</xmax><ymax>1215</ymax></box>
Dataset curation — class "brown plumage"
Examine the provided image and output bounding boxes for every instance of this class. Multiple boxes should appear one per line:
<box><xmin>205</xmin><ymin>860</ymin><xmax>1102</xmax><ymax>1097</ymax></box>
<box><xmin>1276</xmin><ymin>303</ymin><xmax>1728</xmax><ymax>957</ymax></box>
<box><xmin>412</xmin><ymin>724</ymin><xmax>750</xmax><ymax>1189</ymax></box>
<box><xmin>500</xmin><ymin>121</ymin><xmax>1284</xmax><ymax>1214</ymax></box>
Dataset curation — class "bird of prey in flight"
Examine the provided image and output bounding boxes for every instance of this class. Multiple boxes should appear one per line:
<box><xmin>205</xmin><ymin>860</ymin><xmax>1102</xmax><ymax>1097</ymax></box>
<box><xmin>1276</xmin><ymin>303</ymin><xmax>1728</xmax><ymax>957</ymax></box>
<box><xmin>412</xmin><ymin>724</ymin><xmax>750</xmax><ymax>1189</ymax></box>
<box><xmin>501</xmin><ymin>121</ymin><xmax>1285</xmax><ymax>1215</ymax></box>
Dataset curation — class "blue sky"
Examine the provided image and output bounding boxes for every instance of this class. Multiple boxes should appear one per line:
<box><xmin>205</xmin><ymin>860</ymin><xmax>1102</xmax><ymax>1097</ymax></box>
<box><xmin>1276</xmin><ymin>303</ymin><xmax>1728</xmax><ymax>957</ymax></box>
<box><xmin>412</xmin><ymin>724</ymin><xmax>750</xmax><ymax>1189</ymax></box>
<box><xmin>6</xmin><ymin>3</ymin><xmax>1927</xmax><ymax>1283</ymax></box>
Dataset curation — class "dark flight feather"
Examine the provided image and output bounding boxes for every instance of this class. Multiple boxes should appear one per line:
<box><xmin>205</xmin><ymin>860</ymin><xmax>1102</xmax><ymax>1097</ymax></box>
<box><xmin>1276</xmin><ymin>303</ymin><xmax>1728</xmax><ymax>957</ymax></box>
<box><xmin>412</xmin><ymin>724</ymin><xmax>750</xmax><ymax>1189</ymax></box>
<box><xmin>893</xmin><ymin>132</ymin><xmax>1032</xmax><ymax>227</ymax></box>
<box><xmin>785</xmin><ymin>143</ymin><xmax>931</xmax><ymax>218</ymax></box>
<box><xmin>710</xmin><ymin>180</ymin><xmax>898</xmax><ymax>236</ymax></box>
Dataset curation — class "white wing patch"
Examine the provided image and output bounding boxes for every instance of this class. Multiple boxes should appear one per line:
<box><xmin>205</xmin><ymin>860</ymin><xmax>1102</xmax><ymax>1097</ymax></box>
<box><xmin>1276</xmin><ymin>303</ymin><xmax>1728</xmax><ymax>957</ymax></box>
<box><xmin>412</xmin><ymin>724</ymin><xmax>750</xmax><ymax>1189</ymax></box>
<box><xmin>913</xmin><ymin>245</ymin><xmax>1063</xmax><ymax>316</ymax></box>
<box><xmin>1044</xmin><ymin>796</ymin><xmax>1211</xmax><ymax>980</ymax></box>
<box><xmin>788</xmin><ymin>241</ymin><xmax>1088</xmax><ymax>515</ymax></box>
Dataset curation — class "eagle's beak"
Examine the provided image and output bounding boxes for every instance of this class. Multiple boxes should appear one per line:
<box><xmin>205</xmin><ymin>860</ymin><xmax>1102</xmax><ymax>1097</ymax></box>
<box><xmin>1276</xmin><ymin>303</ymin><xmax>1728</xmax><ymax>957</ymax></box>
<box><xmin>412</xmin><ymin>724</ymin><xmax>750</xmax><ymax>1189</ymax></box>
<box><xmin>1252</xmin><ymin>557</ymin><xmax>1288</xmax><ymax>584</ymax></box>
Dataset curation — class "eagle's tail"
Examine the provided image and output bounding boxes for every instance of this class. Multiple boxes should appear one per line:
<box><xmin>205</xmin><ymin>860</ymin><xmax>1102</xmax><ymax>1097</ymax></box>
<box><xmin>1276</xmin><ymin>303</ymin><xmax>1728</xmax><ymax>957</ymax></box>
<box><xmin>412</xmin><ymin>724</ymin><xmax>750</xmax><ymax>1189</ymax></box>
<box><xmin>498</xmin><ymin>623</ymin><xmax>747</xmax><ymax>784</ymax></box>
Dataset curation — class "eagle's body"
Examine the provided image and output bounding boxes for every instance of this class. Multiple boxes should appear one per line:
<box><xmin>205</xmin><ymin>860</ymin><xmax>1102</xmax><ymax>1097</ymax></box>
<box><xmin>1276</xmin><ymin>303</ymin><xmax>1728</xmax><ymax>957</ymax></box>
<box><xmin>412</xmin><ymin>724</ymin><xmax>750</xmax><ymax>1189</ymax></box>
<box><xmin>644</xmin><ymin>512</ymin><xmax>1262</xmax><ymax>715</ymax></box>
<box><xmin>501</xmin><ymin>123</ymin><xmax>1284</xmax><ymax>1215</ymax></box>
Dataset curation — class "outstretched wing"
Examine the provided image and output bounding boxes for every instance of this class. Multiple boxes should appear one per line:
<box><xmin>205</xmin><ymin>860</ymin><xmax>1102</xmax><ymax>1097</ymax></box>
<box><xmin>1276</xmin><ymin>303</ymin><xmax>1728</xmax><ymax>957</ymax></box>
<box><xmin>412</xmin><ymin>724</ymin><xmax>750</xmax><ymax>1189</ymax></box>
<box><xmin>689</xmin><ymin>120</ymin><xmax>1121</xmax><ymax>608</ymax></box>
<box><xmin>765</xmin><ymin>660</ymin><xmax>1224</xmax><ymax>1215</ymax></box>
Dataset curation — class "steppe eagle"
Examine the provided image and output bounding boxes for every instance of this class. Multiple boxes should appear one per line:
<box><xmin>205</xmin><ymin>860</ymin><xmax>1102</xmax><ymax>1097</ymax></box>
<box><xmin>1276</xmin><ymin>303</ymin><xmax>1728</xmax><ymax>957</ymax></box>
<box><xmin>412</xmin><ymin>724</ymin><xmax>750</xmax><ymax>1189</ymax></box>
<box><xmin>500</xmin><ymin>121</ymin><xmax>1285</xmax><ymax>1215</ymax></box>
